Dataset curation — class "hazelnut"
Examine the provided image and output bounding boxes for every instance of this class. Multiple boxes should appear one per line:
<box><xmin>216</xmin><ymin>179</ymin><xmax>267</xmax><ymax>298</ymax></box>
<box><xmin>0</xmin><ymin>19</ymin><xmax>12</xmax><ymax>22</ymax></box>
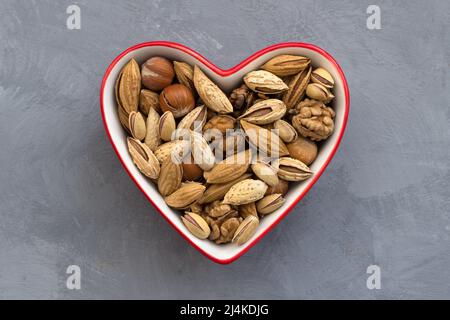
<box><xmin>286</xmin><ymin>136</ymin><xmax>318</xmax><ymax>165</ymax></box>
<box><xmin>141</xmin><ymin>57</ymin><xmax>174</xmax><ymax>91</ymax></box>
<box><xmin>265</xmin><ymin>179</ymin><xmax>289</xmax><ymax>196</ymax></box>
<box><xmin>159</xmin><ymin>84</ymin><xmax>195</xmax><ymax>118</ymax></box>
<box><xmin>182</xmin><ymin>156</ymin><xmax>204</xmax><ymax>181</ymax></box>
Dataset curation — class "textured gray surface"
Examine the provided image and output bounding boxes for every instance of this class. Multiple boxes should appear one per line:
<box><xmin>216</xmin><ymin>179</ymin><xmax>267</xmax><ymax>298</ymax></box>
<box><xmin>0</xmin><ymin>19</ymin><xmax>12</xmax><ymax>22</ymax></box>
<box><xmin>0</xmin><ymin>0</ymin><xmax>449</xmax><ymax>299</ymax></box>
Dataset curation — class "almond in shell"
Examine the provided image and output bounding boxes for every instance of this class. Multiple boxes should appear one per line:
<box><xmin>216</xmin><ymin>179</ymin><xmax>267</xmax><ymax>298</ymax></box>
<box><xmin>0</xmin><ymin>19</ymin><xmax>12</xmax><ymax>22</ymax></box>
<box><xmin>116</xmin><ymin>59</ymin><xmax>141</xmax><ymax>114</ymax></box>
<box><xmin>251</xmin><ymin>161</ymin><xmax>279</xmax><ymax>187</ymax></box>
<box><xmin>158</xmin><ymin>159</ymin><xmax>183</xmax><ymax>196</ymax></box>
<box><xmin>144</xmin><ymin>107</ymin><xmax>160</xmax><ymax>151</ymax></box>
<box><xmin>223</xmin><ymin>179</ymin><xmax>268</xmax><ymax>205</ymax></box>
<box><xmin>164</xmin><ymin>182</ymin><xmax>206</xmax><ymax>209</ymax></box>
<box><xmin>204</xmin><ymin>149</ymin><xmax>252</xmax><ymax>184</ymax></box>
<box><xmin>198</xmin><ymin>173</ymin><xmax>252</xmax><ymax>204</ymax></box>
<box><xmin>174</xmin><ymin>61</ymin><xmax>196</xmax><ymax>94</ymax></box>
<box><xmin>193</xmin><ymin>66</ymin><xmax>233</xmax><ymax>114</ymax></box>
<box><xmin>139</xmin><ymin>89</ymin><xmax>161</xmax><ymax>115</ymax></box>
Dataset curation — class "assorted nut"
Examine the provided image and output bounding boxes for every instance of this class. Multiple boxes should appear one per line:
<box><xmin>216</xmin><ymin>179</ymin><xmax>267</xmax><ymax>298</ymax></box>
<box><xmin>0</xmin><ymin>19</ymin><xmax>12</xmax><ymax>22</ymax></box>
<box><xmin>116</xmin><ymin>54</ymin><xmax>337</xmax><ymax>246</ymax></box>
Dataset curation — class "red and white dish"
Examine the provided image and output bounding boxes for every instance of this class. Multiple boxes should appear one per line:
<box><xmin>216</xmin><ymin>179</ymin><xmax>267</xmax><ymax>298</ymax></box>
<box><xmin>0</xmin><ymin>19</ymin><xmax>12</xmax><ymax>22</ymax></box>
<box><xmin>100</xmin><ymin>41</ymin><xmax>350</xmax><ymax>264</ymax></box>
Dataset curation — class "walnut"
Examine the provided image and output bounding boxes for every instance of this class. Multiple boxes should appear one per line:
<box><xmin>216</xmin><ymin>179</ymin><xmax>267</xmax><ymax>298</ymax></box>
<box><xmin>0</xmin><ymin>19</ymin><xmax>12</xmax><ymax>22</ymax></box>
<box><xmin>229</xmin><ymin>84</ymin><xmax>255</xmax><ymax>112</ymax></box>
<box><xmin>203</xmin><ymin>209</ymin><xmax>241</xmax><ymax>243</ymax></box>
<box><xmin>189</xmin><ymin>202</ymin><xmax>203</xmax><ymax>214</ymax></box>
<box><xmin>291</xmin><ymin>99</ymin><xmax>335</xmax><ymax>141</ymax></box>
<box><xmin>205</xmin><ymin>200</ymin><xmax>235</xmax><ymax>218</ymax></box>
<box><xmin>216</xmin><ymin>217</ymin><xmax>241</xmax><ymax>244</ymax></box>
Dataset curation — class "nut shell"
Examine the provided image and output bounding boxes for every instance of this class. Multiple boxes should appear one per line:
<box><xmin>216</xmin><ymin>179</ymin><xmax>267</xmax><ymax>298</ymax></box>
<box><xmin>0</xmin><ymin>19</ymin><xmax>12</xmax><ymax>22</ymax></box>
<box><xmin>286</xmin><ymin>136</ymin><xmax>318</xmax><ymax>165</ymax></box>
<box><xmin>159</xmin><ymin>84</ymin><xmax>195</xmax><ymax>118</ymax></box>
<box><xmin>232</xmin><ymin>215</ymin><xmax>259</xmax><ymax>245</ymax></box>
<box><xmin>311</xmin><ymin>67</ymin><xmax>334</xmax><ymax>89</ymax></box>
<box><xmin>141</xmin><ymin>56</ymin><xmax>174</xmax><ymax>91</ymax></box>
<box><xmin>243</xmin><ymin>70</ymin><xmax>288</xmax><ymax>94</ymax></box>
<box><xmin>261</xmin><ymin>55</ymin><xmax>311</xmax><ymax>77</ymax></box>
<box><xmin>181</xmin><ymin>212</ymin><xmax>210</xmax><ymax>239</ymax></box>
<box><xmin>291</xmin><ymin>99</ymin><xmax>335</xmax><ymax>141</ymax></box>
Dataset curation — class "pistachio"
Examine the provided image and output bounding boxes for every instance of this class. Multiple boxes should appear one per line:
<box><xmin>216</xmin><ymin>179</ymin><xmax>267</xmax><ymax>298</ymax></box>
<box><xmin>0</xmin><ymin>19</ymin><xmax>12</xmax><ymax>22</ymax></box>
<box><xmin>272</xmin><ymin>157</ymin><xmax>313</xmax><ymax>181</ymax></box>
<box><xmin>194</xmin><ymin>66</ymin><xmax>233</xmax><ymax>114</ymax></box>
<box><xmin>177</xmin><ymin>106</ymin><xmax>207</xmax><ymax>132</ymax></box>
<box><xmin>139</xmin><ymin>89</ymin><xmax>161</xmax><ymax>115</ymax></box>
<box><xmin>243</xmin><ymin>70</ymin><xmax>288</xmax><ymax>94</ymax></box>
<box><xmin>204</xmin><ymin>149</ymin><xmax>252</xmax><ymax>184</ymax></box>
<box><xmin>305</xmin><ymin>83</ymin><xmax>334</xmax><ymax>103</ymax></box>
<box><xmin>232</xmin><ymin>215</ymin><xmax>259</xmax><ymax>245</ymax></box>
<box><xmin>223</xmin><ymin>179</ymin><xmax>268</xmax><ymax>205</ymax></box>
<box><xmin>273</xmin><ymin>119</ymin><xmax>298</xmax><ymax>143</ymax></box>
<box><xmin>239</xmin><ymin>99</ymin><xmax>287</xmax><ymax>125</ymax></box>
<box><xmin>116</xmin><ymin>59</ymin><xmax>141</xmax><ymax>115</ymax></box>
<box><xmin>128</xmin><ymin>111</ymin><xmax>147</xmax><ymax>141</ymax></box>
<box><xmin>158</xmin><ymin>159</ymin><xmax>183</xmax><ymax>196</ymax></box>
<box><xmin>164</xmin><ymin>182</ymin><xmax>205</xmax><ymax>209</ymax></box>
<box><xmin>261</xmin><ymin>55</ymin><xmax>311</xmax><ymax>77</ymax></box>
<box><xmin>256</xmin><ymin>194</ymin><xmax>285</xmax><ymax>215</ymax></box>
<box><xmin>181</xmin><ymin>212</ymin><xmax>210</xmax><ymax>239</ymax></box>
<box><xmin>144</xmin><ymin>107</ymin><xmax>161</xmax><ymax>151</ymax></box>
<box><xmin>251</xmin><ymin>161</ymin><xmax>279</xmax><ymax>187</ymax></box>
<box><xmin>158</xmin><ymin>111</ymin><xmax>176</xmax><ymax>142</ymax></box>
<box><xmin>127</xmin><ymin>137</ymin><xmax>160</xmax><ymax>179</ymax></box>
<box><xmin>311</xmin><ymin>67</ymin><xmax>334</xmax><ymax>89</ymax></box>
<box><xmin>282</xmin><ymin>66</ymin><xmax>311</xmax><ymax>109</ymax></box>
<box><xmin>173</xmin><ymin>61</ymin><xmax>196</xmax><ymax>94</ymax></box>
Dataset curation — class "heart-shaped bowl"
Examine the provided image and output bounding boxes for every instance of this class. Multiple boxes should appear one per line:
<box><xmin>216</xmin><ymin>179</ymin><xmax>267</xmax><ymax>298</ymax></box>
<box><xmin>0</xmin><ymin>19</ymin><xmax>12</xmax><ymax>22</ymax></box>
<box><xmin>100</xmin><ymin>41</ymin><xmax>349</xmax><ymax>264</ymax></box>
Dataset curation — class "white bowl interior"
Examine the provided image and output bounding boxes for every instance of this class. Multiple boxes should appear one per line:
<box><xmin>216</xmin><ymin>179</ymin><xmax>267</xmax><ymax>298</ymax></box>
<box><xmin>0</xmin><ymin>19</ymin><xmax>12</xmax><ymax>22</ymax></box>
<box><xmin>102</xmin><ymin>45</ymin><xmax>346</xmax><ymax>262</ymax></box>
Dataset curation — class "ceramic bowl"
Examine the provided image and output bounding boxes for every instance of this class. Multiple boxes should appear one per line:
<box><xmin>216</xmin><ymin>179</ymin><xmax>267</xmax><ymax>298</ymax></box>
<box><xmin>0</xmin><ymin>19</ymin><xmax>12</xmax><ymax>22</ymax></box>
<box><xmin>100</xmin><ymin>41</ymin><xmax>349</xmax><ymax>264</ymax></box>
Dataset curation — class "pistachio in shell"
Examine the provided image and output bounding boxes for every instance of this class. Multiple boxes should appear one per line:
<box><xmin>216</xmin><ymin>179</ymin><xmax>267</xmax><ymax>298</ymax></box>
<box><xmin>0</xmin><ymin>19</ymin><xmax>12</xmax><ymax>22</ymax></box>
<box><xmin>181</xmin><ymin>212</ymin><xmax>211</xmax><ymax>239</ymax></box>
<box><xmin>232</xmin><ymin>215</ymin><xmax>259</xmax><ymax>245</ymax></box>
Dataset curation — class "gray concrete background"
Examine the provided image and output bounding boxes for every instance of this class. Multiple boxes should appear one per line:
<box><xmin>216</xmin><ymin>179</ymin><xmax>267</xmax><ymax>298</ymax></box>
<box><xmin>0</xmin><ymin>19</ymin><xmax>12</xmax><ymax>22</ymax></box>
<box><xmin>0</xmin><ymin>0</ymin><xmax>449</xmax><ymax>299</ymax></box>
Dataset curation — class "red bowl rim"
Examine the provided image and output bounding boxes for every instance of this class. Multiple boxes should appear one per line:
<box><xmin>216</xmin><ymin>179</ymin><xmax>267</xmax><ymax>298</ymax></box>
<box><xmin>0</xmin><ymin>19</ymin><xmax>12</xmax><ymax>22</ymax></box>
<box><xmin>100</xmin><ymin>41</ymin><xmax>350</xmax><ymax>264</ymax></box>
